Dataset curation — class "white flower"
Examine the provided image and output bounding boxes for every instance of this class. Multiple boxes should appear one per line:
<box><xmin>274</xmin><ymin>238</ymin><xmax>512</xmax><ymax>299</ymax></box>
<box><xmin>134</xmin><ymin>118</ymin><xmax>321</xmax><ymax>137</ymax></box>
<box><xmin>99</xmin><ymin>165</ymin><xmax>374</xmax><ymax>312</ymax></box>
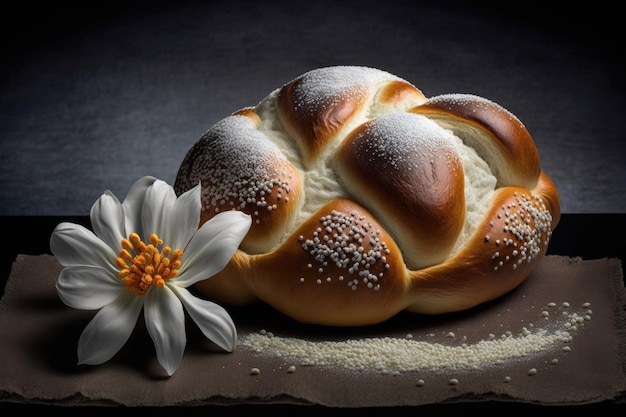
<box><xmin>50</xmin><ymin>176</ymin><xmax>251</xmax><ymax>376</ymax></box>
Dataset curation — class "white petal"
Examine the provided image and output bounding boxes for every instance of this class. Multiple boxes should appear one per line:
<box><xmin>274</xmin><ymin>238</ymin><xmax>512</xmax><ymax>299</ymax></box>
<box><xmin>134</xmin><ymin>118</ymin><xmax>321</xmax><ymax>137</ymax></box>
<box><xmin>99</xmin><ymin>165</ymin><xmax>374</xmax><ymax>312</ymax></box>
<box><xmin>90</xmin><ymin>190</ymin><xmax>125</xmax><ymax>251</ymax></box>
<box><xmin>122</xmin><ymin>176</ymin><xmax>157</xmax><ymax>237</ymax></box>
<box><xmin>166</xmin><ymin>182</ymin><xmax>202</xmax><ymax>250</ymax></box>
<box><xmin>50</xmin><ymin>222</ymin><xmax>118</xmax><ymax>273</ymax></box>
<box><xmin>144</xmin><ymin>287</ymin><xmax>186</xmax><ymax>376</ymax></box>
<box><xmin>77</xmin><ymin>292</ymin><xmax>143</xmax><ymax>365</ymax></box>
<box><xmin>175</xmin><ymin>211</ymin><xmax>251</xmax><ymax>287</ymax></box>
<box><xmin>56</xmin><ymin>265</ymin><xmax>124</xmax><ymax>310</ymax></box>
<box><xmin>171</xmin><ymin>285</ymin><xmax>236</xmax><ymax>352</ymax></box>
<box><xmin>140</xmin><ymin>179</ymin><xmax>177</xmax><ymax>242</ymax></box>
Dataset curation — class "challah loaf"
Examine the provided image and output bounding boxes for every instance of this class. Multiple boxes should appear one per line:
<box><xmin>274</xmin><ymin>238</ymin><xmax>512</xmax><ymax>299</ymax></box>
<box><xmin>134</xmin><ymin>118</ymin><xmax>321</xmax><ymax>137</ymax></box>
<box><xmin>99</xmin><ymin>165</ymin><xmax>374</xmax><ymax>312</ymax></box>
<box><xmin>174</xmin><ymin>66</ymin><xmax>560</xmax><ymax>326</ymax></box>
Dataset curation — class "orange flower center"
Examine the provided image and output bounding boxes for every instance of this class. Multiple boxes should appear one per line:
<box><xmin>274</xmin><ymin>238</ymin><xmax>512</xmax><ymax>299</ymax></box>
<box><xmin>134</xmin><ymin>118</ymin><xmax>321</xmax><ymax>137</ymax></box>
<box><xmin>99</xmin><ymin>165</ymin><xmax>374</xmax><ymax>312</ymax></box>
<box><xmin>116</xmin><ymin>232</ymin><xmax>183</xmax><ymax>296</ymax></box>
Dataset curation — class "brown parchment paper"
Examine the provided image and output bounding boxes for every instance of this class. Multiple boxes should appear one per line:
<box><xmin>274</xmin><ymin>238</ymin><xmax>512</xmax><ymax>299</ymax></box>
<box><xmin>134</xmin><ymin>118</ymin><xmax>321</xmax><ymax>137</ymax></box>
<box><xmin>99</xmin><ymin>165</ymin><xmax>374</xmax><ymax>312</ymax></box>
<box><xmin>1</xmin><ymin>254</ymin><xmax>625</xmax><ymax>407</ymax></box>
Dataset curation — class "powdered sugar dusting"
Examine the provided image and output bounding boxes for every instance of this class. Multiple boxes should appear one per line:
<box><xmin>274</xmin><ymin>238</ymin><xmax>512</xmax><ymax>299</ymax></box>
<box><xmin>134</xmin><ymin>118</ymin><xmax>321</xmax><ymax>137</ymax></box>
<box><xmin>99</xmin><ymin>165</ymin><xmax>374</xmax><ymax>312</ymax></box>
<box><xmin>176</xmin><ymin>66</ymin><xmax>550</xmax><ymax>306</ymax></box>
<box><xmin>429</xmin><ymin>93</ymin><xmax>525</xmax><ymax>128</ymax></box>
<box><xmin>355</xmin><ymin>113</ymin><xmax>458</xmax><ymax>171</ymax></box>
<box><xmin>291</xmin><ymin>66</ymin><xmax>402</xmax><ymax>113</ymax></box>
<box><xmin>181</xmin><ymin>115</ymin><xmax>294</xmax><ymax>222</ymax></box>
<box><xmin>340</xmin><ymin>112</ymin><xmax>498</xmax><ymax>257</ymax></box>
<box><xmin>255</xmin><ymin>90</ymin><xmax>348</xmax><ymax>225</ymax></box>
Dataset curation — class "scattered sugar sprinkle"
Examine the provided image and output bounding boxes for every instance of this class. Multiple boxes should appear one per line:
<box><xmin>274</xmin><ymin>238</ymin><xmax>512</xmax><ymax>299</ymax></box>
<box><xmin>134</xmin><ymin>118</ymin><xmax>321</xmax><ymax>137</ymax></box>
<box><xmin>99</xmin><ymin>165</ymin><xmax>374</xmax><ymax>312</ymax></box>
<box><xmin>298</xmin><ymin>210</ymin><xmax>390</xmax><ymax>291</ymax></box>
<box><xmin>179</xmin><ymin>115</ymin><xmax>294</xmax><ymax>227</ymax></box>
<box><xmin>250</xmin><ymin>367</ymin><xmax>261</xmax><ymax>376</ymax></box>
<box><xmin>352</xmin><ymin>113</ymin><xmax>460</xmax><ymax>176</ymax></box>
<box><xmin>290</xmin><ymin>66</ymin><xmax>399</xmax><ymax>115</ymax></box>
<box><xmin>485</xmin><ymin>193</ymin><xmax>553</xmax><ymax>272</ymax></box>
<box><xmin>241</xmin><ymin>302</ymin><xmax>592</xmax><ymax>375</ymax></box>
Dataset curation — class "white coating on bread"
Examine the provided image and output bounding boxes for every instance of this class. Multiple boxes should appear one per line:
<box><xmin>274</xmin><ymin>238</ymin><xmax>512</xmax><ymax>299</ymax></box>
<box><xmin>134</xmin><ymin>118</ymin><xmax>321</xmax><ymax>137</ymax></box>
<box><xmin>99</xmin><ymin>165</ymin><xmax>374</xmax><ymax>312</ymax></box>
<box><xmin>174</xmin><ymin>65</ymin><xmax>560</xmax><ymax>326</ymax></box>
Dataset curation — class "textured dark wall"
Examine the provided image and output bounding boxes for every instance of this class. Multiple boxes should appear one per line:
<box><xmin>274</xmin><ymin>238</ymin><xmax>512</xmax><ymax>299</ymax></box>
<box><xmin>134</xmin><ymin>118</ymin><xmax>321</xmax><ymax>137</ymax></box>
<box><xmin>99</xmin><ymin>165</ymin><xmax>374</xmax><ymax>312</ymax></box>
<box><xmin>1</xmin><ymin>0</ymin><xmax>624</xmax><ymax>215</ymax></box>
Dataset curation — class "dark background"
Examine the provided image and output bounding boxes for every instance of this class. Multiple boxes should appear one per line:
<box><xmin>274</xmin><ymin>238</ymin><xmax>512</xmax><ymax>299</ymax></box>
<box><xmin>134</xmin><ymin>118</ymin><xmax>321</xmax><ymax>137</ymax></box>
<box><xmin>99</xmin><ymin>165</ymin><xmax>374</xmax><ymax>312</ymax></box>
<box><xmin>1</xmin><ymin>0</ymin><xmax>624</xmax><ymax>216</ymax></box>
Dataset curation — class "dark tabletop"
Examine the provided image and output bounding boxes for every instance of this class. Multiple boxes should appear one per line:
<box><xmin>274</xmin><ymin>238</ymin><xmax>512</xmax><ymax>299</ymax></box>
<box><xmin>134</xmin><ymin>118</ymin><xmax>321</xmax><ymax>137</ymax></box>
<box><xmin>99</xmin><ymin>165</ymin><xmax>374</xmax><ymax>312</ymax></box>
<box><xmin>1</xmin><ymin>0</ymin><xmax>625</xmax><ymax>216</ymax></box>
<box><xmin>1</xmin><ymin>213</ymin><xmax>625</xmax><ymax>412</ymax></box>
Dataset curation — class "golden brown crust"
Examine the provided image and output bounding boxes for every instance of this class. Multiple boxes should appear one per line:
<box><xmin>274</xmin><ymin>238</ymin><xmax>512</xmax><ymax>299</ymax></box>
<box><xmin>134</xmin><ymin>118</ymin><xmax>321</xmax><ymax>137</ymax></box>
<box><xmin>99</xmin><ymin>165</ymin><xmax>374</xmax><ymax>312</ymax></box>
<box><xmin>405</xmin><ymin>177</ymin><xmax>557</xmax><ymax>314</ymax></box>
<box><xmin>377</xmin><ymin>79</ymin><xmax>428</xmax><ymax>106</ymax></box>
<box><xmin>275</xmin><ymin>66</ymin><xmax>428</xmax><ymax>168</ymax></box>
<box><xmin>276</xmin><ymin>73</ymin><xmax>368</xmax><ymax>168</ymax></box>
<box><xmin>174</xmin><ymin>111</ymin><xmax>304</xmax><ymax>254</ymax></box>
<box><xmin>333</xmin><ymin>113</ymin><xmax>466</xmax><ymax>269</ymax></box>
<box><xmin>410</xmin><ymin>94</ymin><xmax>541</xmax><ymax>189</ymax></box>
<box><xmin>175</xmin><ymin>66</ymin><xmax>561</xmax><ymax>326</ymax></box>
<box><xmin>534</xmin><ymin>172</ymin><xmax>561</xmax><ymax>228</ymax></box>
<box><xmin>200</xmin><ymin>199</ymin><xmax>412</xmax><ymax>326</ymax></box>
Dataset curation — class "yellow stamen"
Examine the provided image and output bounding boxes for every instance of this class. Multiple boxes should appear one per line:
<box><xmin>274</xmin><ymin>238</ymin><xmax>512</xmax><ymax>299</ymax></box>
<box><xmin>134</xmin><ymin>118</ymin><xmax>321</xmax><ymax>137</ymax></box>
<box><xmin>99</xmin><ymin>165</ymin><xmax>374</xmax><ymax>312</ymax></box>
<box><xmin>116</xmin><ymin>257</ymin><xmax>129</xmax><ymax>269</ymax></box>
<box><xmin>115</xmin><ymin>232</ymin><xmax>183</xmax><ymax>296</ymax></box>
<box><xmin>121</xmin><ymin>238</ymin><xmax>134</xmax><ymax>251</ymax></box>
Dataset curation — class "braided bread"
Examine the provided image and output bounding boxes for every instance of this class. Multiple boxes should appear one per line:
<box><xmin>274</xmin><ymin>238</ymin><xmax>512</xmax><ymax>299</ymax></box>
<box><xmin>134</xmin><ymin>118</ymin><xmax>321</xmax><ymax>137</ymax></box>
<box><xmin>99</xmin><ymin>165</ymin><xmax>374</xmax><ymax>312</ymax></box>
<box><xmin>174</xmin><ymin>66</ymin><xmax>560</xmax><ymax>326</ymax></box>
